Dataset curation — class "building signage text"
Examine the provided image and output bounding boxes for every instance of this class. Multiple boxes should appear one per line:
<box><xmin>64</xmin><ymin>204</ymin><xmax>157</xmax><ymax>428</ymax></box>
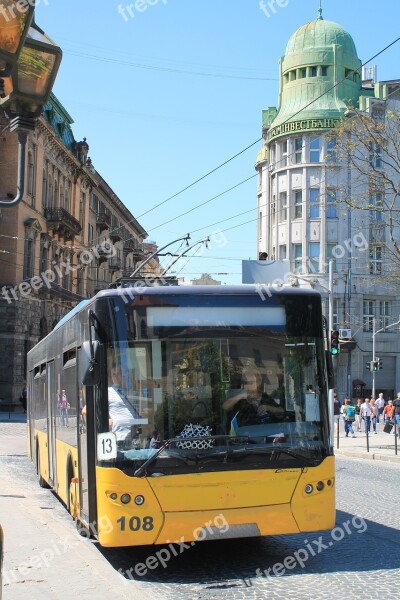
<box><xmin>268</xmin><ymin>118</ymin><xmax>341</xmax><ymax>140</ymax></box>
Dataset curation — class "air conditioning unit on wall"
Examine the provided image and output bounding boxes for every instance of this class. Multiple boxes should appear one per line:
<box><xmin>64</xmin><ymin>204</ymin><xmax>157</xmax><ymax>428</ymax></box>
<box><xmin>339</xmin><ymin>328</ymin><xmax>352</xmax><ymax>340</ymax></box>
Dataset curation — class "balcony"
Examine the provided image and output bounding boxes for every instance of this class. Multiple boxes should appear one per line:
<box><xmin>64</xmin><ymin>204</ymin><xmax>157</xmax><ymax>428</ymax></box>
<box><xmin>108</xmin><ymin>257</ymin><xmax>122</xmax><ymax>271</ymax></box>
<box><xmin>110</xmin><ymin>230</ymin><xmax>122</xmax><ymax>243</ymax></box>
<box><xmin>93</xmin><ymin>245</ymin><xmax>109</xmax><ymax>264</ymax></box>
<box><xmin>96</xmin><ymin>212</ymin><xmax>111</xmax><ymax>231</ymax></box>
<box><xmin>44</xmin><ymin>208</ymin><xmax>82</xmax><ymax>240</ymax></box>
<box><xmin>123</xmin><ymin>239</ymin><xmax>145</xmax><ymax>260</ymax></box>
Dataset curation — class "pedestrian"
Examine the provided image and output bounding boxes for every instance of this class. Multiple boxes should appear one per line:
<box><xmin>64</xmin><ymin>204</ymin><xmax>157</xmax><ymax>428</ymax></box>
<box><xmin>355</xmin><ymin>398</ymin><xmax>362</xmax><ymax>431</ymax></box>
<box><xmin>333</xmin><ymin>392</ymin><xmax>341</xmax><ymax>434</ymax></box>
<box><xmin>393</xmin><ymin>392</ymin><xmax>400</xmax><ymax>440</ymax></box>
<box><xmin>383</xmin><ymin>399</ymin><xmax>394</xmax><ymax>423</ymax></box>
<box><xmin>376</xmin><ymin>393</ymin><xmax>385</xmax><ymax>423</ymax></box>
<box><xmin>19</xmin><ymin>384</ymin><xmax>27</xmax><ymax>413</ymax></box>
<box><xmin>360</xmin><ymin>398</ymin><xmax>372</xmax><ymax>434</ymax></box>
<box><xmin>342</xmin><ymin>399</ymin><xmax>356</xmax><ymax>438</ymax></box>
<box><xmin>370</xmin><ymin>398</ymin><xmax>378</xmax><ymax>434</ymax></box>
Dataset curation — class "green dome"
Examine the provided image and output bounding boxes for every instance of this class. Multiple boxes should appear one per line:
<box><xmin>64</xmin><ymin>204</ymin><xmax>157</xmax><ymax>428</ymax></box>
<box><xmin>266</xmin><ymin>15</ymin><xmax>363</xmax><ymax>140</ymax></box>
<box><xmin>285</xmin><ymin>19</ymin><xmax>358</xmax><ymax>58</ymax></box>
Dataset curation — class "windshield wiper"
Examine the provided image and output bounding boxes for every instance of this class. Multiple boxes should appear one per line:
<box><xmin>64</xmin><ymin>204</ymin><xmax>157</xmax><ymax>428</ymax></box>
<box><xmin>270</xmin><ymin>447</ymin><xmax>323</xmax><ymax>466</ymax></box>
<box><xmin>133</xmin><ymin>435</ymin><xmax>250</xmax><ymax>477</ymax></box>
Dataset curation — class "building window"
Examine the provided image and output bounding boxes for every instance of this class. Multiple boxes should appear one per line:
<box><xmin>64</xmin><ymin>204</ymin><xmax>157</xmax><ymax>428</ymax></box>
<box><xmin>54</xmin><ymin>180</ymin><xmax>58</xmax><ymax>207</ymax></box>
<box><xmin>294</xmin><ymin>138</ymin><xmax>302</xmax><ymax>163</ymax></box>
<box><xmin>48</xmin><ymin>175</ymin><xmax>53</xmax><ymax>208</ymax></box>
<box><xmin>311</xmin><ymin>66</ymin><xmax>317</xmax><ymax>77</ymax></box>
<box><xmin>280</xmin><ymin>140</ymin><xmax>288</xmax><ymax>167</ymax></box>
<box><xmin>309</xmin><ymin>242</ymin><xmax>320</xmax><ymax>273</ymax></box>
<box><xmin>59</xmin><ymin>181</ymin><xmax>64</xmax><ymax>210</ymax></box>
<box><xmin>327</xmin><ymin>243</ymin><xmax>338</xmax><ymax>273</ymax></box>
<box><xmin>333</xmin><ymin>298</ymin><xmax>340</xmax><ymax>330</ymax></box>
<box><xmin>27</xmin><ymin>150</ymin><xmax>35</xmax><ymax>198</ymax></box>
<box><xmin>309</xmin><ymin>188</ymin><xmax>320</xmax><ymax>218</ymax></box>
<box><xmin>309</xmin><ymin>137</ymin><xmax>321</xmax><ymax>163</ymax></box>
<box><xmin>259</xmin><ymin>210</ymin><xmax>263</xmax><ymax>240</ymax></box>
<box><xmin>379</xmin><ymin>301</ymin><xmax>392</xmax><ymax>330</ymax></box>
<box><xmin>293</xmin><ymin>244</ymin><xmax>302</xmax><ymax>273</ymax></box>
<box><xmin>294</xmin><ymin>190</ymin><xmax>302</xmax><ymax>219</ymax></box>
<box><xmin>40</xmin><ymin>240</ymin><xmax>48</xmax><ymax>274</ymax></box>
<box><xmin>363</xmin><ymin>301</ymin><xmax>375</xmax><ymax>332</ymax></box>
<box><xmin>326</xmin><ymin>189</ymin><xmax>337</xmax><ymax>218</ymax></box>
<box><xmin>326</xmin><ymin>136</ymin><xmax>337</xmax><ymax>163</ymax></box>
<box><xmin>369</xmin><ymin>143</ymin><xmax>382</xmax><ymax>168</ymax></box>
<box><xmin>369</xmin><ymin>246</ymin><xmax>383</xmax><ymax>274</ymax></box>
<box><xmin>369</xmin><ymin>193</ymin><xmax>383</xmax><ymax>221</ymax></box>
<box><xmin>290</xmin><ymin>70</ymin><xmax>296</xmax><ymax>81</ymax></box>
<box><xmin>23</xmin><ymin>238</ymin><xmax>34</xmax><ymax>280</ymax></box>
<box><xmin>88</xmin><ymin>223</ymin><xmax>94</xmax><ymax>244</ymax></box>
<box><xmin>271</xmin><ymin>196</ymin><xmax>276</xmax><ymax>220</ymax></box>
<box><xmin>300</xmin><ymin>68</ymin><xmax>307</xmax><ymax>79</ymax></box>
<box><xmin>279</xmin><ymin>245</ymin><xmax>287</xmax><ymax>260</ymax></box>
<box><xmin>321</xmin><ymin>66</ymin><xmax>328</xmax><ymax>76</ymax></box>
<box><xmin>279</xmin><ymin>191</ymin><xmax>287</xmax><ymax>222</ymax></box>
<box><xmin>42</xmin><ymin>169</ymin><xmax>47</xmax><ymax>208</ymax></box>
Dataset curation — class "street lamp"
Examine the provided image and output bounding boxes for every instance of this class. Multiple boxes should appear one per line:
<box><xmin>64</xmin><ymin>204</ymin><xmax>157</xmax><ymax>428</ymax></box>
<box><xmin>0</xmin><ymin>16</ymin><xmax>62</xmax><ymax>207</ymax></box>
<box><xmin>0</xmin><ymin>1</ymin><xmax>35</xmax><ymax>75</ymax></box>
<box><xmin>371</xmin><ymin>315</ymin><xmax>400</xmax><ymax>399</ymax></box>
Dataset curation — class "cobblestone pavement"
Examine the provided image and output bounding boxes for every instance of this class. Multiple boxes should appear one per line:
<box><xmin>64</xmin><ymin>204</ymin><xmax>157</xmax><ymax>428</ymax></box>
<box><xmin>0</xmin><ymin>423</ymin><xmax>399</xmax><ymax>600</ymax></box>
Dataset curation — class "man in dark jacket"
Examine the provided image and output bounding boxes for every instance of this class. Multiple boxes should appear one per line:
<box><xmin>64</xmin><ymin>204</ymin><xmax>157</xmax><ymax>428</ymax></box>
<box><xmin>393</xmin><ymin>392</ymin><xmax>400</xmax><ymax>439</ymax></box>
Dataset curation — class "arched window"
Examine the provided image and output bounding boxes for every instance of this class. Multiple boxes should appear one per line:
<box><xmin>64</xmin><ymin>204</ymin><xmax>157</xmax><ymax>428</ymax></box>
<box><xmin>54</xmin><ymin>180</ymin><xmax>58</xmax><ymax>207</ymax></box>
<box><xmin>48</xmin><ymin>175</ymin><xmax>53</xmax><ymax>207</ymax></box>
<box><xmin>27</xmin><ymin>151</ymin><xmax>35</xmax><ymax>197</ymax></box>
<box><xmin>42</xmin><ymin>169</ymin><xmax>47</xmax><ymax>208</ymax></box>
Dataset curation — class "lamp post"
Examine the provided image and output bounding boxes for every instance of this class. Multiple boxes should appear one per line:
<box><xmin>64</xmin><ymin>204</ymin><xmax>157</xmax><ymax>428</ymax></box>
<box><xmin>0</xmin><ymin>14</ymin><xmax>62</xmax><ymax>207</ymax></box>
<box><xmin>371</xmin><ymin>315</ymin><xmax>400</xmax><ymax>399</ymax></box>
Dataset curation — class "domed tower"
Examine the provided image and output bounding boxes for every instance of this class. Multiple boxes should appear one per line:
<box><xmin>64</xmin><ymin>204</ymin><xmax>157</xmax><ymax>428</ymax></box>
<box><xmin>256</xmin><ymin>8</ymin><xmax>363</xmax><ymax>273</ymax></box>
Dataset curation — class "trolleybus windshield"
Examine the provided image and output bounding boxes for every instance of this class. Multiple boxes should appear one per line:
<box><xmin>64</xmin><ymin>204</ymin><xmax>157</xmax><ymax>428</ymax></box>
<box><xmin>95</xmin><ymin>292</ymin><xmax>329</xmax><ymax>475</ymax></box>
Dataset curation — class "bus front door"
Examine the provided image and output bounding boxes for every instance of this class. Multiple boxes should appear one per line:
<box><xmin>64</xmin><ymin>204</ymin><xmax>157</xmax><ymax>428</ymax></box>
<box><xmin>47</xmin><ymin>361</ymin><xmax>56</xmax><ymax>486</ymax></box>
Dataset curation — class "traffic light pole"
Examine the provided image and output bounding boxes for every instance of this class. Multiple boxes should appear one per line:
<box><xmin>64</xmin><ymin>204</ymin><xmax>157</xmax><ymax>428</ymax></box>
<box><xmin>372</xmin><ymin>318</ymin><xmax>376</xmax><ymax>400</ymax></box>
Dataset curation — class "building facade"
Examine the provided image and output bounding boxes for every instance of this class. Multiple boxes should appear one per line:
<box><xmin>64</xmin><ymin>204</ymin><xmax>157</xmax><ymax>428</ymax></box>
<box><xmin>256</xmin><ymin>11</ymin><xmax>400</xmax><ymax>399</ymax></box>
<box><xmin>0</xmin><ymin>94</ymin><xmax>153</xmax><ymax>409</ymax></box>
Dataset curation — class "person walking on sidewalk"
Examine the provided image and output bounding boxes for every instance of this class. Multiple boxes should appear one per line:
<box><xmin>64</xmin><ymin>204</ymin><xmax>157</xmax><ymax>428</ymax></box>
<box><xmin>376</xmin><ymin>393</ymin><xmax>385</xmax><ymax>423</ymax></box>
<box><xmin>360</xmin><ymin>398</ymin><xmax>372</xmax><ymax>434</ymax></box>
<box><xmin>383</xmin><ymin>400</ymin><xmax>394</xmax><ymax>423</ymax></box>
<box><xmin>393</xmin><ymin>392</ymin><xmax>400</xmax><ymax>440</ymax></box>
<box><xmin>342</xmin><ymin>399</ymin><xmax>356</xmax><ymax>438</ymax></box>
<box><xmin>370</xmin><ymin>398</ymin><xmax>378</xmax><ymax>434</ymax></box>
<box><xmin>355</xmin><ymin>398</ymin><xmax>362</xmax><ymax>432</ymax></box>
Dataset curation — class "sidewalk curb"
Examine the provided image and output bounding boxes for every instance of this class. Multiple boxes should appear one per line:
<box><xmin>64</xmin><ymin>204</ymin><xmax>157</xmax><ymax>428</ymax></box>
<box><xmin>335</xmin><ymin>449</ymin><xmax>400</xmax><ymax>464</ymax></box>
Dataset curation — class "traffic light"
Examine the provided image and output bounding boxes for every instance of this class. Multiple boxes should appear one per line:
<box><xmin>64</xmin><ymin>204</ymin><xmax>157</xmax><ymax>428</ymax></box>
<box><xmin>366</xmin><ymin>361</ymin><xmax>372</xmax><ymax>371</ymax></box>
<box><xmin>378</xmin><ymin>359</ymin><xmax>383</xmax><ymax>370</ymax></box>
<box><xmin>330</xmin><ymin>330</ymin><xmax>340</xmax><ymax>355</ymax></box>
<box><xmin>371</xmin><ymin>361</ymin><xmax>378</xmax><ymax>372</ymax></box>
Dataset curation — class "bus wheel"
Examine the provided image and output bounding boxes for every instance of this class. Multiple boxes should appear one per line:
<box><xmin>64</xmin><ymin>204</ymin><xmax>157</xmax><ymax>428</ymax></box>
<box><xmin>36</xmin><ymin>444</ymin><xmax>49</xmax><ymax>489</ymax></box>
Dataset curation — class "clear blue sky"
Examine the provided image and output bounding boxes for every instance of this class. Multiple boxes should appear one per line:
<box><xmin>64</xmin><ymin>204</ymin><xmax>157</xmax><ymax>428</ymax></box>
<box><xmin>35</xmin><ymin>0</ymin><xmax>400</xmax><ymax>284</ymax></box>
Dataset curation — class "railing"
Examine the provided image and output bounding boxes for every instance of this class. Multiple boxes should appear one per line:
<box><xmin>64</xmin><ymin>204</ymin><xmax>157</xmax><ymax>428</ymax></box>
<box><xmin>44</xmin><ymin>207</ymin><xmax>82</xmax><ymax>238</ymax></box>
<box><xmin>108</xmin><ymin>257</ymin><xmax>122</xmax><ymax>271</ymax></box>
<box><xmin>96</xmin><ymin>212</ymin><xmax>111</xmax><ymax>231</ymax></box>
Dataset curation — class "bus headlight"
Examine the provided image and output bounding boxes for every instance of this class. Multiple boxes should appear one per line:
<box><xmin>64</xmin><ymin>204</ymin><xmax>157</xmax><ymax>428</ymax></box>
<box><xmin>135</xmin><ymin>495</ymin><xmax>144</xmax><ymax>506</ymax></box>
<box><xmin>316</xmin><ymin>481</ymin><xmax>324</xmax><ymax>491</ymax></box>
<box><xmin>305</xmin><ymin>484</ymin><xmax>313</xmax><ymax>494</ymax></box>
<box><xmin>121</xmin><ymin>494</ymin><xmax>131</xmax><ymax>504</ymax></box>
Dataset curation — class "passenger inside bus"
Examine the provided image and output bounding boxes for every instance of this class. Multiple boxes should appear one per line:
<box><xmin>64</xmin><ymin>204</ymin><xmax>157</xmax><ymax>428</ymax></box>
<box><xmin>108</xmin><ymin>363</ymin><xmax>142</xmax><ymax>447</ymax></box>
<box><xmin>223</xmin><ymin>367</ymin><xmax>284</xmax><ymax>428</ymax></box>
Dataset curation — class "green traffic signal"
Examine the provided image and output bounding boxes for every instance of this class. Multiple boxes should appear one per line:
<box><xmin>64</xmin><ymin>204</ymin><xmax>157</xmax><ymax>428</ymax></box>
<box><xmin>330</xmin><ymin>330</ymin><xmax>340</xmax><ymax>355</ymax></box>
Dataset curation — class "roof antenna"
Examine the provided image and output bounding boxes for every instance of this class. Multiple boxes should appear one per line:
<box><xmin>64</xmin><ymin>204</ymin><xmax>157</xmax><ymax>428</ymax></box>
<box><xmin>318</xmin><ymin>0</ymin><xmax>323</xmax><ymax>20</ymax></box>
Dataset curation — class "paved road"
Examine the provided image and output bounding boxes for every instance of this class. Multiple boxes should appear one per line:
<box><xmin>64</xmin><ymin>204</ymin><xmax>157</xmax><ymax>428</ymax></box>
<box><xmin>1</xmin><ymin>423</ymin><xmax>399</xmax><ymax>599</ymax></box>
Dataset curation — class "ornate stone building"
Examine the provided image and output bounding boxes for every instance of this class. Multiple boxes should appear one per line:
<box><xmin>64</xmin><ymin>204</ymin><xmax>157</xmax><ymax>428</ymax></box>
<box><xmin>0</xmin><ymin>94</ymin><xmax>152</xmax><ymax>409</ymax></box>
<box><xmin>255</xmin><ymin>10</ymin><xmax>400</xmax><ymax>398</ymax></box>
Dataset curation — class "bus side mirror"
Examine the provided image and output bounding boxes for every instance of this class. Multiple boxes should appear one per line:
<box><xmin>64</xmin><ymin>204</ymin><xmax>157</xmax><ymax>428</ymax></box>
<box><xmin>81</xmin><ymin>341</ymin><xmax>101</xmax><ymax>386</ymax></box>
<box><xmin>325</xmin><ymin>350</ymin><xmax>334</xmax><ymax>390</ymax></box>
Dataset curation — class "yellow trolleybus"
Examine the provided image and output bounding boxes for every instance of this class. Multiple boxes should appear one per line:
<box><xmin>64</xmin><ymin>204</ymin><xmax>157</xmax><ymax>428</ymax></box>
<box><xmin>27</xmin><ymin>285</ymin><xmax>335</xmax><ymax>547</ymax></box>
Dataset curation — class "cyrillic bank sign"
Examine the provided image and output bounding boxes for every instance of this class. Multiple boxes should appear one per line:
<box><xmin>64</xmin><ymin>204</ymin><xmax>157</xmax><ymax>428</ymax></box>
<box><xmin>268</xmin><ymin>118</ymin><xmax>341</xmax><ymax>140</ymax></box>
